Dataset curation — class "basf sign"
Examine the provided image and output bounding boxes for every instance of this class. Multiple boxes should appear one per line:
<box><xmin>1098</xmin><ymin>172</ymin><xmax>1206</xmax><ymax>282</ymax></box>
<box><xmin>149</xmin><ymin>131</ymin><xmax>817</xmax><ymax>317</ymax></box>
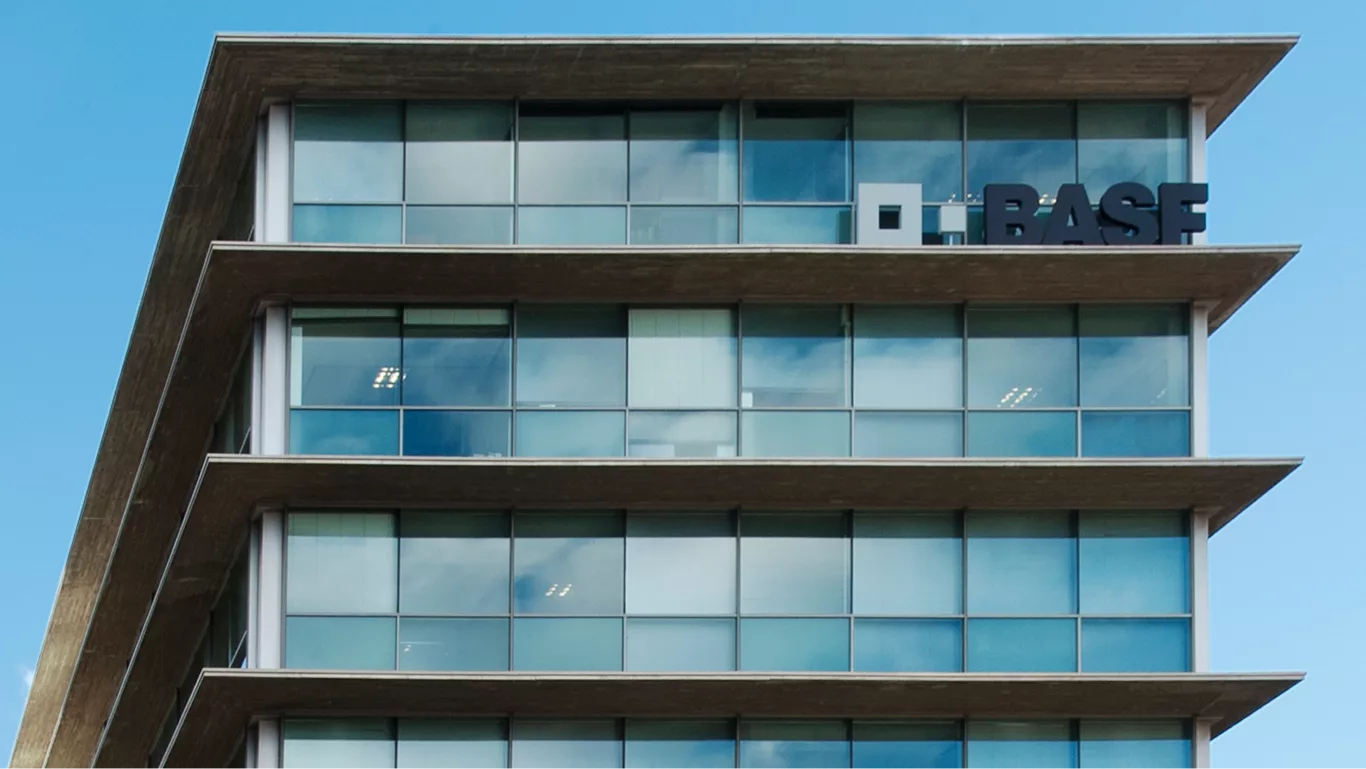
<box><xmin>982</xmin><ymin>182</ymin><xmax>1209</xmax><ymax>246</ymax></box>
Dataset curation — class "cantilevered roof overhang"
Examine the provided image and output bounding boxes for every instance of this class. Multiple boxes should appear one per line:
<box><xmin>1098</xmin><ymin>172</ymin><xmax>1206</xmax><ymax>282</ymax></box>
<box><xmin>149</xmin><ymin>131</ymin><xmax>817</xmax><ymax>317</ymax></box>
<box><xmin>159</xmin><ymin>669</ymin><xmax>1305</xmax><ymax>767</ymax></box>
<box><xmin>17</xmin><ymin>33</ymin><xmax>1299</xmax><ymax>768</ymax></box>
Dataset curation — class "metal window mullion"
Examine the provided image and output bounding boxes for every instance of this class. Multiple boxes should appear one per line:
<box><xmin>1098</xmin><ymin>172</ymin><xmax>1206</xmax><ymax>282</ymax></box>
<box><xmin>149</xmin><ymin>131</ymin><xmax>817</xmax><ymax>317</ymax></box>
<box><xmin>737</xmin><ymin>100</ymin><xmax>746</xmax><ymax>242</ymax></box>
<box><xmin>624</xmin><ymin>106</ymin><xmax>632</xmax><ymax>244</ymax></box>
<box><xmin>1073</xmin><ymin>509</ymin><xmax>1082</xmax><ymax>672</ymax></box>
<box><xmin>400</xmin><ymin>102</ymin><xmax>409</xmax><ymax>245</ymax></box>
<box><xmin>961</xmin><ymin>303</ymin><xmax>970</xmax><ymax>455</ymax></box>
<box><xmin>960</xmin><ymin>508</ymin><xmax>969</xmax><ymax>671</ymax></box>
<box><xmin>960</xmin><ymin>99</ymin><xmax>970</xmax><ymax>204</ymax></box>
<box><xmin>512</xmin><ymin>98</ymin><xmax>521</xmax><ymax>244</ymax></box>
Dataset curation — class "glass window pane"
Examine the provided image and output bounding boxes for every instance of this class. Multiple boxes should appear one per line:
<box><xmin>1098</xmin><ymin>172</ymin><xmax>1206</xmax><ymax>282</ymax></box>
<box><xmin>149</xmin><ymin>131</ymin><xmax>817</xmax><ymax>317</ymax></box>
<box><xmin>516</xmin><ymin>411</ymin><xmax>625</xmax><ymax>457</ymax></box>
<box><xmin>517</xmin><ymin>305</ymin><xmax>626</xmax><ymax>407</ymax></box>
<box><xmin>1080</xmin><ymin>305</ymin><xmax>1189</xmax><ymax>407</ymax></box>
<box><xmin>967</xmin><ymin>511</ymin><xmax>1076</xmax><ymax>614</ymax></box>
<box><xmin>1079</xmin><ymin>720</ymin><xmax>1190</xmax><ymax>769</ymax></box>
<box><xmin>966</xmin><ymin>411</ymin><xmax>1077</xmax><ymax>457</ymax></box>
<box><xmin>398</xmin><ymin>719</ymin><xmax>508</xmax><ymax>769</ymax></box>
<box><xmin>626</xmin><ymin>618</ymin><xmax>736</xmax><ymax>671</ymax></box>
<box><xmin>967</xmin><ymin>618</ymin><xmax>1077</xmax><ymax>672</ymax></box>
<box><xmin>513</xmin><ymin>719</ymin><xmax>622</xmax><ymax>769</ymax></box>
<box><xmin>402</xmin><ymin>307</ymin><xmax>511</xmax><ymax>406</ymax></box>
<box><xmin>853</xmin><ymin>722</ymin><xmax>962</xmax><ymax>769</ymax></box>
<box><xmin>742</xmin><ymin>411</ymin><xmax>850</xmax><ymax>457</ymax></box>
<box><xmin>740</xmin><ymin>512</ymin><xmax>848</xmax><ymax>613</ymax></box>
<box><xmin>629</xmin><ymin>411</ymin><xmax>738</xmax><ymax>458</ymax></box>
<box><xmin>854</xmin><ymin>413</ymin><xmax>963</xmax><ymax>458</ymax></box>
<box><xmin>400</xmin><ymin>512</ymin><xmax>510</xmax><ymax>614</ymax></box>
<box><xmin>513</xmin><ymin>618</ymin><xmax>623</xmax><ymax>671</ymax></box>
<box><xmin>293</xmin><ymin>205</ymin><xmax>403</xmax><ymax>244</ymax></box>
<box><xmin>291</xmin><ymin>313</ymin><xmax>401</xmax><ymax>407</ymax></box>
<box><xmin>1082</xmin><ymin>619</ymin><xmax>1190</xmax><ymax>673</ymax></box>
<box><xmin>1080</xmin><ymin>512</ymin><xmax>1188</xmax><ymax>615</ymax></box>
<box><xmin>744</xmin><ymin>102</ymin><xmax>850</xmax><ymax>202</ymax></box>
<box><xmin>968</xmin><ymin>721</ymin><xmax>1077</xmax><ymax>769</ymax></box>
<box><xmin>627</xmin><ymin>720</ymin><xmax>736</xmax><ymax>769</ymax></box>
<box><xmin>629</xmin><ymin>308</ymin><xmax>737</xmax><ymax>408</ymax></box>
<box><xmin>399</xmin><ymin>618</ymin><xmax>509</xmax><ymax>671</ymax></box>
<box><xmin>405</xmin><ymin>206</ymin><xmax>514</xmax><ymax>245</ymax></box>
<box><xmin>630</xmin><ymin>206</ymin><xmax>739</xmax><ymax>245</ymax></box>
<box><xmin>854</xmin><ymin>306</ymin><xmax>963</xmax><ymax>408</ymax></box>
<box><xmin>293</xmin><ymin>103</ymin><xmax>402</xmax><ymax>203</ymax></box>
<box><xmin>289</xmin><ymin>409</ymin><xmax>400</xmax><ymax>455</ymax></box>
<box><xmin>518</xmin><ymin>206</ymin><xmax>627</xmax><ymax>245</ymax></box>
<box><xmin>403</xmin><ymin>411</ymin><xmax>511</xmax><ymax>457</ymax></box>
<box><xmin>853</xmin><ymin>512</ymin><xmax>961</xmax><ymax>614</ymax></box>
<box><xmin>626</xmin><ymin>512</ymin><xmax>736</xmax><ymax>613</ymax></box>
<box><xmin>854</xmin><ymin>619</ymin><xmax>962</xmax><ymax>673</ymax></box>
<box><xmin>1081</xmin><ymin>412</ymin><xmax>1190</xmax><ymax>458</ymax></box>
<box><xmin>967</xmin><ymin>306</ymin><xmax>1077</xmax><ymax>408</ymax></box>
<box><xmin>966</xmin><ymin>102</ymin><xmax>1076</xmax><ymax>203</ymax></box>
<box><xmin>742</xmin><ymin>305</ymin><xmax>848</xmax><ymax>407</ymax></box>
<box><xmin>1078</xmin><ymin>101</ymin><xmax>1188</xmax><ymax>191</ymax></box>
<box><xmin>287</xmin><ymin>513</ymin><xmax>396</xmax><ymax>613</ymax></box>
<box><xmin>285</xmin><ymin>616</ymin><xmax>396</xmax><ymax>670</ymax></box>
<box><xmin>405</xmin><ymin>102</ymin><xmax>514</xmax><ymax>204</ymax></box>
<box><xmin>513</xmin><ymin>512</ymin><xmax>624</xmax><ymax>614</ymax></box>
<box><xmin>740</xmin><ymin>618</ymin><xmax>849</xmax><ymax>671</ymax></box>
<box><xmin>284</xmin><ymin>719</ymin><xmax>395</xmax><ymax>769</ymax></box>
<box><xmin>518</xmin><ymin>104</ymin><xmax>627</xmax><ymax>203</ymax></box>
<box><xmin>630</xmin><ymin>105</ymin><xmax>739</xmax><ymax>202</ymax></box>
<box><xmin>854</xmin><ymin>102</ymin><xmax>964</xmax><ymax>203</ymax></box>
<box><xmin>741</xmin><ymin>206</ymin><xmax>852</xmax><ymax>244</ymax></box>
<box><xmin>740</xmin><ymin>721</ymin><xmax>849</xmax><ymax>768</ymax></box>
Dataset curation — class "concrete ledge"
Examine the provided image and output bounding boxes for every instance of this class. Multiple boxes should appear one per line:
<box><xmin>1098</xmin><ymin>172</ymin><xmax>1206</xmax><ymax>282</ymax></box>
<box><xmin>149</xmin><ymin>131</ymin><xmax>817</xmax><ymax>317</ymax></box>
<box><xmin>161</xmin><ymin>668</ymin><xmax>1304</xmax><ymax>767</ymax></box>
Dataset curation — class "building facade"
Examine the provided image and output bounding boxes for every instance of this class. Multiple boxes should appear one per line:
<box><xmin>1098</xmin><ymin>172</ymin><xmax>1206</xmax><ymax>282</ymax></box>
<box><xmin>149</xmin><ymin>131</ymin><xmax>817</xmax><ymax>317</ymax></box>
<box><xmin>12</xmin><ymin>35</ymin><xmax>1303</xmax><ymax>769</ymax></box>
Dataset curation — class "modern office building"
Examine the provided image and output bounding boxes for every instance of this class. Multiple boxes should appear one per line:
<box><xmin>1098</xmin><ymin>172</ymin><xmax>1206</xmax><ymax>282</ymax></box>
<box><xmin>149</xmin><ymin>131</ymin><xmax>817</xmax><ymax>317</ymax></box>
<box><xmin>12</xmin><ymin>34</ymin><xmax>1303</xmax><ymax>769</ymax></box>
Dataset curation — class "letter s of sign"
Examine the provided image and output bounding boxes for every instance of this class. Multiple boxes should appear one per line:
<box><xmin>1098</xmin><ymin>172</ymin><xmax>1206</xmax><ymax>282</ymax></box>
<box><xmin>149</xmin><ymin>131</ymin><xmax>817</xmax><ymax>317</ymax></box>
<box><xmin>983</xmin><ymin>184</ymin><xmax>1044</xmax><ymax>245</ymax></box>
<box><xmin>1099</xmin><ymin>182</ymin><xmax>1159</xmax><ymax>245</ymax></box>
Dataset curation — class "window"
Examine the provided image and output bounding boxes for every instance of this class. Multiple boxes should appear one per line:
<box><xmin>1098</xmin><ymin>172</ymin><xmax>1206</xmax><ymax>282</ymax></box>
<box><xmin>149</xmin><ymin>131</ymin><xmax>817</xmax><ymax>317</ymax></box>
<box><xmin>854</xmin><ymin>102</ymin><xmax>964</xmax><ymax>203</ymax></box>
<box><xmin>293</xmin><ymin>103</ymin><xmax>403</xmax><ymax>204</ymax></box>
<box><xmin>404</xmin><ymin>102</ymin><xmax>514</xmax><ymax>204</ymax></box>
<box><xmin>517</xmin><ymin>104</ymin><xmax>627</xmax><ymax>203</ymax></box>
<box><xmin>398</xmin><ymin>719</ymin><xmax>508</xmax><ymax>769</ymax></box>
<box><xmin>626</xmin><ymin>720</ymin><xmax>736</xmax><ymax>768</ymax></box>
<box><xmin>512</xmin><ymin>720</ymin><xmax>622</xmax><ymax>768</ymax></box>
<box><xmin>630</xmin><ymin>105</ymin><xmax>739</xmax><ymax>202</ymax></box>
<box><xmin>967</xmin><ymin>721</ymin><xmax>1077</xmax><ymax>768</ymax></box>
<box><xmin>966</xmin><ymin>103</ymin><xmax>1076</xmax><ymax>203</ymax></box>
<box><xmin>743</xmin><ymin>102</ymin><xmax>850</xmax><ymax>203</ymax></box>
<box><xmin>740</xmin><ymin>513</ymin><xmax>848</xmax><ymax>614</ymax></box>
<box><xmin>629</xmin><ymin>309</ymin><xmax>737</xmax><ymax>408</ymax></box>
<box><xmin>853</xmin><ymin>306</ymin><xmax>962</xmax><ymax>408</ymax></box>
<box><xmin>513</xmin><ymin>513</ymin><xmax>624</xmax><ymax>614</ymax></box>
<box><xmin>516</xmin><ymin>306</ymin><xmax>626</xmax><ymax>407</ymax></box>
<box><xmin>742</xmin><ymin>305</ymin><xmax>849</xmax><ymax>407</ymax></box>
<box><xmin>740</xmin><ymin>721</ymin><xmax>850</xmax><ymax>768</ymax></box>
<box><xmin>283</xmin><ymin>719</ymin><xmax>395</xmax><ymax>769</ymax></box>
<box><xmin>1077</xmin><ymin>102</ymin><xmax>1187</xmax><ymax>192</ymax></box>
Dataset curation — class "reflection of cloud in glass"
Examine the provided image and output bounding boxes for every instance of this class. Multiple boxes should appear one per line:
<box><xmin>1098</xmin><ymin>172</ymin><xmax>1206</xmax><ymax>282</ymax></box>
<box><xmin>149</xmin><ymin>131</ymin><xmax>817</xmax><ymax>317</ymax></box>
<box><xmin>854</xmin><ymin>338</ymin><xmax>962</xmax><ymax>408</ymax></box>
<box><xmin>1080</xmin><ymin>337</ymin><xmax>1188</xmax><ymax>407</ymax></box>
<box><xmin>743</xmin><ymin>338</ymin><xmax>847</xmax><ymax>406</ymax></box>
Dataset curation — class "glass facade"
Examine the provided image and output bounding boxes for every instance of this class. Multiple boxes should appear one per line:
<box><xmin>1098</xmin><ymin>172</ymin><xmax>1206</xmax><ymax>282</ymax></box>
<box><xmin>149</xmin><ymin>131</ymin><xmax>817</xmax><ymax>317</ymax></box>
<box><xmin>283</xmin><ymin>510</ymin><xmax>1190</xmax><ymax>674</ymax></box>
<box><xmin>288</xmin><ymin>303</ymin><xmax>1190</xmax><ymax>458</ymax></box>
<box><xmin>290</xmin><ymin>100</ymin><xmax>1186</xmax><ymax>245</ymax></box>
<box><xmin>282</xmin><ymin>718</ymin><xmax>1192</xmax><ymax>768</ymax></box>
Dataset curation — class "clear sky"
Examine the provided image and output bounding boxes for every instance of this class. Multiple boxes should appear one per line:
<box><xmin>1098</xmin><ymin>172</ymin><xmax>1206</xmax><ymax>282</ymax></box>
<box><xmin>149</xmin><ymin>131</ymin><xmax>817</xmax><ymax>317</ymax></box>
<box><xmin>0</xmin><ymin>0</ymin><xmax>1361</xmax><ymax>766</ymax></box>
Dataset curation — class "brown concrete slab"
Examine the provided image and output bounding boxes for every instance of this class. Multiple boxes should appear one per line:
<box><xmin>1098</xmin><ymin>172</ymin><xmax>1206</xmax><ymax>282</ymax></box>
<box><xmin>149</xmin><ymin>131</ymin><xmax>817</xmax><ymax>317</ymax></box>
<box><xmin>94</xmin><ymin>454</ymin><xmax>1298</xmax><ymax>766</ymax></box>
<box><xmin>160</xmin><ymin>668</ymin><xmax>1304</xmax><ymax>767</ymax></box>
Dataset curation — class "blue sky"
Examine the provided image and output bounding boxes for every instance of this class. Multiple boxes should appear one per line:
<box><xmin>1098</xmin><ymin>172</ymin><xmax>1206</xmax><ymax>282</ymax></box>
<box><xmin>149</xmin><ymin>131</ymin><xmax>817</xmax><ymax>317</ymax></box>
<box><xmin>0</xmin><ymin>0</ymin><xmax>1360</xmax><ymax>766</ymax></box>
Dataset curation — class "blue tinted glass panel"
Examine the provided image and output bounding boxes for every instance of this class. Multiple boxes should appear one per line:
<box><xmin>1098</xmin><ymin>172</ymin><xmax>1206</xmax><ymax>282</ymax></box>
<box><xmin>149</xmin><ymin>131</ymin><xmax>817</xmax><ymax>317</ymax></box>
<box><xmin>1082</xmin><ymin>619</ymin><xmax>1190</xmax><ymax>673</ymax></box>
<box><xmin>853</xmin><ymin>306</ymin><xmax>962</xmax><ymax>408</ymax></box>
<box><xmin>1078</xmin><ymin>102</ymin><xmax>1188</xmax><ymax>192</ymax></box>
<box><xmin>743</xmin><ymin>102</ymin><xmax>850</xmax><ymax>202</ymax></box>
<box><xmin>740</xmin><ymin>513</ymin><xmax>848</xmax><ymax>614</ymax></box>
<box><xmin>513</xmin><ymin>720</ymin><xmax>622</xmax><ymax>769</ymax></box>
<box><xmin>740</xmin><ymin>721</ymin><xmax>849</xmax><ymax>768</ymax></box>
<box><xmin>398</xmin><ymin>719</ymin><xmax>508</xmax><ymax>769</ymax></box>
<box><xmin>967</xmin><ymin>411</ymin><xmax>1077</xmax><ymax>457</ymax></box>
<box><xmin>404</xmin><ymin>102</ymin><xmax>514</xmax><ymax>204</ymax></box>
<box><xmin>513</xmin><ymin>618</ymin><xmax>623</xmax><ymax>671</ymax></box>
<box><xmin>518</xmin><ymin>105</ymin><xmax>627</xmax><ymax>203</ymax></box>
<box><xmin>1081</xmin><ymin>412</ymin><xmax>1190</xmax><ymax>458</ymax></box>
<box><xmin>405</xmin><ymin>206</ymin><xmax>514</xmax><ymax>245</ymax></box>
<box><xmin>967</xmin><ymin>618</ymin><xmax>1077</xmax><ymax>673</ymax></box>
<box><xmin>288</xmin><ymin>513</ymin><xmax>397</xmax><ymax>614</ymax></box>
<box><xmin>629</xmin><ymin>412</ymin><xmax>738</xmax><ymax>458</ymax></box>
<box><xmin>626</xmin><ymin>513</ymin><xmax>736</xmax><ymax>614</ymax></box>
<box><xmin>968</xmin><ymin>721</ymin><xmax>1076</xmax><ymax>769</ymax></box>
<box><xmin>853</xmin><ymin>512</ymin><xmax>960</xmax><ymax>614</ymax></box>
<box><xmin>740</xmin><ymin>618</ymin><xmax>849</xmax><ymax>672</ymax></box>
<box><xmin>518</xmin><ymin>206</ymin><xmax>628</xmax><ymax>245</ymax></box>
<box><xmin>966</xmin><ymin>103</ymin><xmax>1076</xmax><ymax>203</ymax></box>
<box><xmin>854</xmin><ymin>413</ymin><xmax>963</xmax><ymax>458</ymax></box>
<box><xmin>399</xmin><ymin>618</ymin><xmax>509</xmax><ymax>671</ymax></box>
<box><xmin>402</xmin><ymin>307</ymin><xmax>511</xmax><ymax>406</ymax></box>
<box><xmin>400</xmin><ymin>512</ymin><xmax>510</xmax><ymax>614</ymax></box>
<box><xmin>854</xmin><ymin>102</ymin><xmax>964</xmax><ymax>203</ymax></box>
<box><xmin>854</xmin><ymin>619</ymin><xmax>962</xmax><ymax>673</ymax></box>
<box><xmin>516</xmin><ymin>411</ymin><xmax>625</xmax><ymax>457</ymax></box>
<box><xmin>626</xmin><ymin>618</ymin><xmax>736</xmax><ymax>671</ymax></box>
<box><xmin>290</xmin><ymin>409</ymin><xmax>399</xmax><ymax>455</ymax></box>
<box><xmin>741</xmin><ymin>411</ymin><xmax>850</xmax><ymax>457</ymax></box>
<box><xmin>742</xmin><ymin>206</ymin><xmax>852</xmax><ymax>244</ymax></box>
<box><xmin>853</xmin><ymin>722</ymin><xmax>962</xmax><ymax>769</ymax></box>
<box><xmin>403</xmin><ymin>411</ymin><xmax>511</xmax><ymax>457</ymax></box>
<box><xmin>630</xmin><ymin>206</ymin><xmax>739</xmax><ymax>244</ymax></box>
<box><xmin>284</xmin><ymin>719</ymin><xmax>396</xmax><ymax>769</ymax></box>
<box><xmin>627</xmin><ymin>720</ymin><xmax>736</xmax><ymax>769</ymax></box>
<box><xmin>516</xmin><ymin>306</ymin><xmax>626</xmax><ymax>407</ymax></box>
<box><xmin>629</xmin><ymin>308</ymin><xmax>737</xmax><ymax>408</ymax></box>
<box><xmin>1079</xmin><ymin>305</ymin><xmax>1189</xmax><ymax>407</ymax></box>
<box><xmin>293</xmin><ymin>205</ymin><xmax>403</xmax><ymax>244</ymax></box>
<box><xmin>1080</xmin><ymin>512</ymin><xmax>1189</xmax><ymax>615</ymax></box>
<box><xmin>967</xmin><ymin>306</ymin><xmax>1077</xmax><ymax>408</ymax></box>
<box><xmin>293</xmin><ymin>103</ymin><xmax>403</xmax><ymax>203</ymax></box>
<box><xmin>742</xmin><ymin>305</ymin><xmax>848</xmax><ymax>407</ymax></box>
<box><xmin>291</xmin><ymin>312</ymin><xmax>401</xmax><ymax>407</ymax></box>
<box><xmin>1079</xmin><ymin>720</ymin><xmax>1190</xmax><ymax>769</ymax></box>
<box><xmin>630</xmin><ymin>105</ymin><xmax>738</xmax><ymax>202</ymax></box>
<box><xmin>514</xmin><ymin>513</ymin><xmax>624</xmax><ymax>614</ymax></box>
<box><xmin>967</xmin><ymin>511</ymin><xmax>1075</xmax><ymax>614</ymax></box>
<box><xmin>285</xmin><ymin>616</ymin><xmax>396</xmax><ymax>670</ymax></box>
